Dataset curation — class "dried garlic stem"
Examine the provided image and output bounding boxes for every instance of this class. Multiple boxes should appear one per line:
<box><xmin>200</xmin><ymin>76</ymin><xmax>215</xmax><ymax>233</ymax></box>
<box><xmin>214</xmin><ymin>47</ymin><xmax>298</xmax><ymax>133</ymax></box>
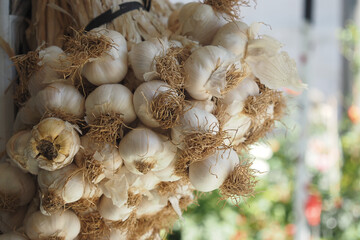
<box><xmin>203</xmin><ymin>0</ymin><xmax>255</xmax><ymax>20</ymax></box>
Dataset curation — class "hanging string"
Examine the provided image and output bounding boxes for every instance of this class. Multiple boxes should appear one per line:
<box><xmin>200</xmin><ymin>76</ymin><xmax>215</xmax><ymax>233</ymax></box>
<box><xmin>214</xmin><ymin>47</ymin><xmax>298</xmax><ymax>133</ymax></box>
<box><xmin>85</xmin><ymin>0</ymin><xmax>152</xmax><ymax>32</ymax></box>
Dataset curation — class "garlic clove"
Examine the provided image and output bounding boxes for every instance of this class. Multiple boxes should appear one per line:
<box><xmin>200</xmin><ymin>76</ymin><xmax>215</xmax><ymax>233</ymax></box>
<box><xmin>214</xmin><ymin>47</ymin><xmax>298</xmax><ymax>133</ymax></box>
<box><xmin>81</xmin><ymin>28</ymin><xmax>128</xmax><ymax>86</ymax></box>
<box><xmin>25</xmin><ymin>210</ymin><xmax>81</xmax><ymax>240</ymax></box>
<box><xmin>27</xmin><ymin>118</ymin><xmax>80</xmax><ymax>171</ymax></box>
<box><xmin>189</xmin><ymin>148</ymin><xmax>238</xmax><ymax>192</ymax></box>
<box><xmin>119</xmin><ymin>127</ymin><xmax>177</xmax><ymax>175</ymax></box>
<box><xmin>6</xmin><ymin>130</ymin><xmax>39</xmax><ymax>175</ymax></box>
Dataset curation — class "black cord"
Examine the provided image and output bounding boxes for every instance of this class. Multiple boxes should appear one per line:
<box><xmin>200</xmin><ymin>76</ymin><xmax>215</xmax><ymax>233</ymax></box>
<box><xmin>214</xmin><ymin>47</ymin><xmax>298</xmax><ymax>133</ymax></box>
<box><xmin>85</xmin><ymin>0</ymin><xmax>152</xmax><ymax>32</ymax></box>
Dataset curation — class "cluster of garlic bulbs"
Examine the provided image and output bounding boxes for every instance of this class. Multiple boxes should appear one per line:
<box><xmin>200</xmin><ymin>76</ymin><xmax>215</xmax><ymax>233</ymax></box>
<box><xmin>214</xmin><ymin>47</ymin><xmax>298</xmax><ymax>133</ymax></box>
<box><xmin>2</xmin><ymin>0</ymin><xmax>303</xmax><ymax>239</ymax></box>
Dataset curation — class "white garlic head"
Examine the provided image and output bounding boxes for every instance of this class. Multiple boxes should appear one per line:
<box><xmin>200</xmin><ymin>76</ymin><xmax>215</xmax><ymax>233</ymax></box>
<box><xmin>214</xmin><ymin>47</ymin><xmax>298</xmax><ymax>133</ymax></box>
<box><xmin>82</xmin><ymin>28</ymin><xmax>128</xmax><ymax>86</ymax></box>
<box><xmin>38</xmin><ymin>164</ymin><xmax>85</xmax><ymax>215</ymax></box>
<box><xmin>25</xmin><ymin>210</ymin><xmax>81</xmax><ymax>240</ymax></box>
<box><xmin>26</xmin><ymin>117</ymin><xmax>80</xmax><ymax>171</ymax></box>
<box><xmin>177</xmin><ymin>2</ymin><xmax>227</xmax><ymax>45</ymax></box>
<box><xmin>184</xmin><ymin>46</ymin><xmax>238</xmax><ymax>100</ymax></box>
<box><xmin>119</xmin><ymin>127</ymin><xmax>177</xmax><ymax>175</ymax></box>
<box><xmin>98</xmin><ymin>195</ymin><xmax>134</xmax><ymax>221</ymax></box>
<box><xmin>212</xmin><ymin>21</ymin><xmax>249</xmax><ymax>58</ymax></box>
<box><xmin>0</xmin><ymin>161</ymin><xmax>35</xmax><ymax>210</ymax></box>
<box><xmin>189</xmin><ymin>148</ymin><xmax>239</xmax><ymax>192</ymax></box>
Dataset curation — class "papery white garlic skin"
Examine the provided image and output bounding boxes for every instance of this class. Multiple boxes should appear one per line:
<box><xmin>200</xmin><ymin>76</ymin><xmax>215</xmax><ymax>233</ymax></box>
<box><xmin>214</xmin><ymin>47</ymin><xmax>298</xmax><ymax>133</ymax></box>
<box><xmin>212</xmin><ymin>21</ymin><xmax>249</xmax><ymax>58</ymax></box>
<box><xmin>85</xmin><ymin>84</ymin><xmax>136</xmax><ymax>124</ymax></box>
<box><xmin>0</xmin><ymin>206</ymin><xmax>27</xmax><ymax>234</ymax></box>
<box><xmin>34</xmin><ymin>82</ymin><xmax>85</xmax><ymax>118</ymax></box>
<box><xmin>0</xmin><ymin>232</ymin><xmax>28</xmax><ymax>240</ymax></box>
<box><xmin>136</xmin><ymin>190</ymin><xmax>168</xmax><ymax>218</ymax></box>
<box><xmin>82</xmin><ymin>28</ymin><xmax>128</xmax><ymax>86</ymax></box>
<box><xmin>189</xmin><ymin>149</ymin><xmax>239</xmax><ymax>192</ymax></box>
<box><xmin>133</xmin><ymin>80</ymin><xmax>173</xmax><ymax>128</ymax></box>
<box><xmin>245</xmin><ymin>35</ymin><xmax>306</xmax><ymax>91</ymax></box>
<box><xmin>184</xmin><ymin>46</ymin><xmax>234</xmax><ymax>100</ymax></box>
<box><xmin>177</xmin><ymin>2</ymin><xmax>227</xmax><ymax>45</ymax></box>
<box><xmin>98</xmin><ymin>196</ymin><xmax>133</xmax><ymax>221</ymax></box>
<box><xmin>28</xmin><ymin>46</ymin><xmax>68</xmax><ymax>96</ymax></box>
<box><xmin>26</xmin><ymin>117</ymin><xmax>80</xmax><ymax>171</ymax></box>
<box><xmin>6</xmin><ymin>130</ymin><xmax>39</xmax><ymax>174</ymax></box>
<box><xmin>38</xmin><ymin>165</ymin><xmax>85</xmax><ymax>214</ymax></box>
<box><xmin>0</xmin><ymin>162</ymin><xmax>35</xmax><ymax>207</ymax></box>
<box><xmin>119</xmin><ymin>127</ymin><xmax>177</xmax><ymax>175</ymax></box>
<box><xmin>171</xmin><ymin>107</ymin><xmax>219</xmax><ymax>148</ymax></box>
<box><xmin>75</xmin><ymin>135</ymin><xmax>123</xmax><ymax>181</ymax></box>
<box><xmin>25</xmin><ymin>210</ymin><xmax>80</xmax><ymax>240</ymax></box>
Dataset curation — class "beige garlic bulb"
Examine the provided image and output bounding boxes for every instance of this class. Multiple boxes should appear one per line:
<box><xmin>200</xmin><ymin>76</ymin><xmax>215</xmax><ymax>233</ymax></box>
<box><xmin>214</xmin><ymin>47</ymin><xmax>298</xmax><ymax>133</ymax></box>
<box><xmin>0</xmin><ymin>232</ymin><xmax>28</xmax><ymax>240</ymax></box>
<box><xmin>25</xmin><ymin>210</ymin><xmax>80</xmax><ymax>240</ymax></box>
<box><xmin>6</xmin><ymin>130</ymin><xmax>39</xmax><ymax>174</ymax></box>
<box><xmin>119</xmin><ymin>127</ymin><xmax>177</xmax><ymax>175</ymax></box>
<box><xmin>13</xmin><ymin>98</ymin><xmax>41</xmax><ymax>132</ymax></box>
<box><xmin>26</xmin><ymin>118</ymin><xmax>80</xmax><ymax>171</ymax></box>
<box><xmin>38</xmin><ymin>164</ymin><xmax>85</xmax><ymax>215</ymax></box>
<box><xmin>0</xmin><ymin>205</ymin><xmax>27</xmax><ymax>234</ymax></box>
<box><xmin>75</xmin><ymin>135</ymin><xmax>123</xmax><ymax>183</ymax></box>
<box><xmin>33</xmin><ymin>82</ymin><xmax>85</xmax><ymax>119</ymax></box>
<box><xmin>212</xmin><ymin>21</ymin><xmax>249</xmax><ymax>58</ymax></box>
<box><xmin>129</xmin><ymin>38</ymin><xmax>181</xmax><ymax>81</ymax></box>
<box><xmin>246</xmin><ymin>35</ymin><xmax>306</xmax><ymax>91</ymax></box>
<box><xmin>98</xmin><ymin>195</ymin><xmax>134</xmax><ymax>221</ymax></box>
<box><xmin>133</xmin><ymin>80</ymin><xmax>183</xmax><ymax>128</ymax></box>
<box><xmin>177</xmin><ymin>2</ymin><xmax>227</xmax><ymax>45</ymax></box>
<box><xmin>0</xmin><ymin>162</ymin><xmax>35</xmax><ymax>210</ymax></box>
<box><xmin>184</xmin><ymin>45</ymin><xmax>240</xmax><ymax>100</ymax></box>
<box><xmin>190</xmin><ymin>99</ymin><xmax>215</xmax><ymax>113</ymax></box>
<box><xmin>82</xmin><ymin>28</ymin><xmax>128</xmax><ymax>86</ymax></box>
<box><xmin>171</xmin><ymin>107</ymin><xmax>220</xmax><ymax>148</ymax></box>
<box><xmin>189</xmin><ymin>148</ymin><xmax>239</xmax><ymax>192</ymax></box>
<box><xmin>85</xmin><ymin>84</ymin><xmax>136</xmax><ymax>128</ymax></box>
<box><xmin>28</xmin><ymin>46</ymin><xmax>68</xmax><ymax>96</ymax></box>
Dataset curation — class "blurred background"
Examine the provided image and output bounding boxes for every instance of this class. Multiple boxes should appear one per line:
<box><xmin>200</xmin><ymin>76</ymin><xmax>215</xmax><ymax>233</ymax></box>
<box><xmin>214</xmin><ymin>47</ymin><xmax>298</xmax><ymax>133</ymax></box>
<box><xmin>166</xmin><ymin>0</ymin><xmax>360</xmax><ymax>239</ymax></box>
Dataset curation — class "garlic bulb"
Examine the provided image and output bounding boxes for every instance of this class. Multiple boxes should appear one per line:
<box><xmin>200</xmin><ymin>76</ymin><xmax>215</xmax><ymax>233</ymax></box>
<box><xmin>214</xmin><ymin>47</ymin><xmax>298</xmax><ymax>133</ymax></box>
<box><xmin>26</xmin><ymin>117</ymin><xmax>80</xmax><ymax>171</ymax></box>
<box><xmin>119</xmin><ymin>127</ymin><xmax>177</xmax><ymax>175</ymax></box>
<box><xmin>28</xmin><ymin>46</ymin><xmax>68</xmax><ymax>96</ymax></box>
<box><xmin>189</xmin><ymin>148</ymin><xmax>239</xmax><ymax>192</ymax></box>
<box><xmin>85</xmin><ymin>84</ymin><xmax>136</xmax><ymax>143</ymax></box>
<box><xmin>75</xmin><ymin>135</ymin><xmax>123</xmax><ymax>183</ymax></box>
<box><xmin>0</xmin><ymin>232</ymin><xmax>28</xmax><ymax>240</ymax></box>
<box><xmin>25</xmin><ymin>210</ymin><xmax>80</xmax><ymax>240</ymax></box>
<box><xmin>135</xmin><ymin>190</ymin><xmax>168</xmax><ymax>218</ymax></box>
<box><xmin>0</xmin><ymin>162</ymin><xmax>35</xmax><ymax>210</ymax></box>
<box><xmin>6</xmin><ymin>130</ymin><xmax>39</xmax><ymax>174</ymax></box>
<box><xmin>98</xmin><ymin>196</ymin><xmax>134</xmax><ymax>221</ymax></box>
<box><xmin>133</xmin><ymin>80</ymin><xmax>185</xmax><ymax>128</ymax></box>
<box><xmin>245</xmin><ymin>35</ymin><xmax>306</xmax><ymax>91</ymax></box>
<box><xmin>212</xmin><ymin>21</ymin><xmax>249</xmax><ymax>58</ymax></box>
<box><xmin>129</xmin><ymin>38</ymin><xmax>181</xmax><ymax>81</ymax></box>
<box><xmin>177</xmin><ymin>2</ymin><xmax>227</xmax><ymax>45</ymax></box>
<box><xmin>153</xmin><ymin>159</ymin><xmax>181</xmax><ymax>182</ymax></box>
<box><xmin>184</xmin><ymin>46</ymin><xmax>245</xmax><ymax>100</ymax></box>
<box><xmin>13</xmin><ymin>98</ymin><xmax>41</xmax><ymax>132</ymax></box>
<box><xmin>82</xmin><ymin>28</ymin><xmax>128</xmax><ymax>86</ymax></box>
<box><xmin>171</xmin><ymin>107</ymin><xmax>220</xmax><ymax>148</ymax></box>
<box><xmin>38</xmin><ymin>164</ymin><xmax>85</xmax><ymax>215</ymax></box>
<box><xmin>0</xmin><ymin>206</ymin><xmax>27</xmax><ymax>234</ymax></box>
<box><xmin>33</xmin><ymin>82</ymin><xmax>85</xmax><ymax>119</ymax></box>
